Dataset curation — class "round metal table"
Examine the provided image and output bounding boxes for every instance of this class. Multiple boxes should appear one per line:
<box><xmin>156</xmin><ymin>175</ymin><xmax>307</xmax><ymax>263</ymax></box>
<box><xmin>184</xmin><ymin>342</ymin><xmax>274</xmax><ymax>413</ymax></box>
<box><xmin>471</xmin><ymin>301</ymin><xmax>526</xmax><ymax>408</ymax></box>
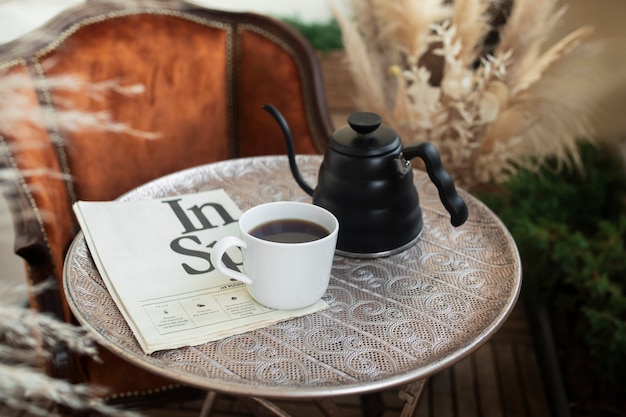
<box><xmin>64</xmin><ymin>155</ymin><xmax>521</xmax><ymax>404</ymax></box>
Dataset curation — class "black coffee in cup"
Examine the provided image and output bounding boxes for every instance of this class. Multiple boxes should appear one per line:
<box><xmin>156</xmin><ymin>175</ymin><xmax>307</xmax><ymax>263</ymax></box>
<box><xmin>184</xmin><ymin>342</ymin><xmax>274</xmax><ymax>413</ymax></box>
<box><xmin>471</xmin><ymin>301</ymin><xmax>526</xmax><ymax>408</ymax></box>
<box><xmin>250</xmin><ymin>219</ymin><xmax>329</xmax><ymax>243</ymax></box>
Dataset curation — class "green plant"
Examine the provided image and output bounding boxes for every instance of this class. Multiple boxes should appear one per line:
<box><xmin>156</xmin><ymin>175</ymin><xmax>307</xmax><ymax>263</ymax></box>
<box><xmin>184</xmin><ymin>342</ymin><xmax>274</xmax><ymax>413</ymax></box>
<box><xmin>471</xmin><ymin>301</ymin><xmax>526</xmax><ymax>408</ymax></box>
<box><xmin>480</xmin><ymin>143</ymin><xmax>626</xmax><ymax>387</ymax></box>
<box><xmin>281</xmin><ymin>17</ymin><xmax>343</xmax><ymax>51</ymax></box>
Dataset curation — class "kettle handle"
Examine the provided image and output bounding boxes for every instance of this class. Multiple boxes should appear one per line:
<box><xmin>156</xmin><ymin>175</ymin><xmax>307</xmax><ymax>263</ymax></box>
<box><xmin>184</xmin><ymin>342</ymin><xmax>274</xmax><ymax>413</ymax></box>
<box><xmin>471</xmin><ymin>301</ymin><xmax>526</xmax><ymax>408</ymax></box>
<box><xmin>403</xmin><ymin>143</ymin><xmax>468</xmax><ymax>227</ymax></box>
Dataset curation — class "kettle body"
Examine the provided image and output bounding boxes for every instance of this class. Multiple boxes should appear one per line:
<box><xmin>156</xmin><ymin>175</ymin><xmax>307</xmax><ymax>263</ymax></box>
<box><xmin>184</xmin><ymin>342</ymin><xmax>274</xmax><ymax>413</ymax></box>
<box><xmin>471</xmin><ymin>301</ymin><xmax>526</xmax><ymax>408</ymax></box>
<box><xmin>313</xmin><ymin>139</ymin><xmax>422</xmax><ymax>256</ymax></box>
<box><xmin>264</xmin><ymin>104</ymin><xmax>468</xmax><ymax>257</ymax></box>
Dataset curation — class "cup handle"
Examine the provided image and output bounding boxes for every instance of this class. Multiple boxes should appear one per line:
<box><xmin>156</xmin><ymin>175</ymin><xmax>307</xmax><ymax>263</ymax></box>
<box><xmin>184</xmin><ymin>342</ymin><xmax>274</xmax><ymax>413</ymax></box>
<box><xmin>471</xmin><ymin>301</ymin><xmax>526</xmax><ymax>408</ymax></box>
<box><xmin>211</xmin><ymin>236</ymin><xmax>253</xmax><ymax>285</ymax></box>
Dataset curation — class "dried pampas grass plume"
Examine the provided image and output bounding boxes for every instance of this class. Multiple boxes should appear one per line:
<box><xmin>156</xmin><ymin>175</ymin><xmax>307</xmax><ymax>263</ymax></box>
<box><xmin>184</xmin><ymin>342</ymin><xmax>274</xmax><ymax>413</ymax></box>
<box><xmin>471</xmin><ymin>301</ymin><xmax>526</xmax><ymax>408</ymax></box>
<box><xmin>371</xmin><ymin>0</ymin><xmax>451</xmax><ymax>57</ymax></box>
<box><xmin>0</xmin><ymin>28</ymin><xmax>155</xmax><ymax>415</ymax></box>
<box><xmin>450</xmin><ymin>0</ymin><xmax>492</xmax><ymax>68</ymax></box>
<box><xmin>334</xmin><ymin>0</ymin><xmax>607</xmax><ymax>188</ymax></box>
<box><xmin>0</xmin><ymin>70</ymin><xmax>159</xmax><ymax>139</ymax></box>
<box><xmin>0</xmin><ymin>283</ymin><xmax>142</xmax><ymax>417</ymax></box>
<box><xmin>332</xmin><ymin>4</ymin><xmax>391</xmax><ymax>119</ymax></box>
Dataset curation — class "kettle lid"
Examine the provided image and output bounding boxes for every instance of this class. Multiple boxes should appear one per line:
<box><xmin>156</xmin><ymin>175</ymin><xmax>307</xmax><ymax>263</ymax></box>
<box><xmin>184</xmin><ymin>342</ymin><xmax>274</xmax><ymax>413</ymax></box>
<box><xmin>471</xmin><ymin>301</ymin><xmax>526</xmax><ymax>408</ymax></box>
<box><xmin>331</xmin><ymin>112</ymin><xmax>401</xmax><ymax>157</ymax></box>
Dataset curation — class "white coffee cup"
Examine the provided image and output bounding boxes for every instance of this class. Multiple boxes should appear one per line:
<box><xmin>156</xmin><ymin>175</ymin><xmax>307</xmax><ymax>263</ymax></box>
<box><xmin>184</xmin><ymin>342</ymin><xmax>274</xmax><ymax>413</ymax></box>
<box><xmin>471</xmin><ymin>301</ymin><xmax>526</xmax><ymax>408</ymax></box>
<box><xmin>211</xmin><ymin>201</ymin><xmax>339</xmax><ymax>310</ymax></box>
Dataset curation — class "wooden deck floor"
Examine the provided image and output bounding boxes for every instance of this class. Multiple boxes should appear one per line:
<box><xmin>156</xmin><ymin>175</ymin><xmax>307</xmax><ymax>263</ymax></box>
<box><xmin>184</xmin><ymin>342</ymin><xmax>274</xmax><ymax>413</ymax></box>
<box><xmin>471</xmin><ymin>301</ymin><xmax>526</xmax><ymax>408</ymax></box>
<box><xmin>134</xmin><ymin>302</ymin><xmax>552</xmax><ymax>417</ymax></box>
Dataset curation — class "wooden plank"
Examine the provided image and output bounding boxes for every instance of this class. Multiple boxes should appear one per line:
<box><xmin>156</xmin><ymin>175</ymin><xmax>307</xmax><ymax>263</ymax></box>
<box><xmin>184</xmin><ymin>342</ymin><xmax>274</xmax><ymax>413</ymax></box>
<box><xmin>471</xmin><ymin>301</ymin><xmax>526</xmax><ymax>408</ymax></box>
<box><xmin>490</xmin><ymin>304</ymin><xmax>534</xmax><ymax>345</ymax></box>
<box><xmin>494</xmin><ymin>343</ymin><xmax>527</xmax><ymax>417</ymax></box>
<box><xmin>474</xmin><ymin>344</ymin><xmax>504</xmax><ymax>417</ymax></box>
<box><xmin>516</xmin><ymin>345</ymin><xmax>552</xmax><ymax>417</ymax></box>
<box><xmin>430</xmin><ymin>368</ymin><xmax>454</xmax><ymax>417</ymax></box>
<box><xmin>380</xmin><ymin>389</ymin><xmax>404</xmax><ymax>411</ymax></box>
<box><xmin>453</xmin><ymin>355</ymin><xmax>479</xmax><ymax>417</ymax></box>
<box><xmin>360</xmin><ymin>393</ymin><xmax>386</xmax><ymax>417</ymax></box>
<box><xmin>412</xmin><ymin>382</ymin><xmax>430</xmax><ymax>417</ymax></box>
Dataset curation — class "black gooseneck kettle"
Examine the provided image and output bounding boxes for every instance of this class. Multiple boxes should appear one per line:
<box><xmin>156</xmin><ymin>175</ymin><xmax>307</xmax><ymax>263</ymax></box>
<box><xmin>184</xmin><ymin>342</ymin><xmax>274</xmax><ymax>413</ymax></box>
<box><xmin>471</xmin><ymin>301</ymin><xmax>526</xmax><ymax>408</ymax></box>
<box><xmin>264</xmin><ymin>104</ymin><xmax>468</xmax><ymax>257</ymax></box>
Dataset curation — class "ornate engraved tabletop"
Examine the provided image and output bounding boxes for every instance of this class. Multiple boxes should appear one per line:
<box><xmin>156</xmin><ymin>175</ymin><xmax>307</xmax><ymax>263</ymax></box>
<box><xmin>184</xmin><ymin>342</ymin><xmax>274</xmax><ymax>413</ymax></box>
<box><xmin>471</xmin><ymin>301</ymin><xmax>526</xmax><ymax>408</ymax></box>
<box><xmin>64</xmin><ymin>155</ymin><xmax>521</xmax><ymax>399</ymax></box>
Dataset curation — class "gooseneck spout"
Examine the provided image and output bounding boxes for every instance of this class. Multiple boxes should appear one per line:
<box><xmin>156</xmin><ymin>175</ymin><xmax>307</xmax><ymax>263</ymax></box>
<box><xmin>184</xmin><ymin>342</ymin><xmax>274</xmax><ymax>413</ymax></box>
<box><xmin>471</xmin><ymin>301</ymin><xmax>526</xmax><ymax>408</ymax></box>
<box><xmin>403</xmin><ymin>143</ymin><xmax>468</xmax><ymax>227</ymax></box>
<box><xmin>263</xmin><ymin>104</ymin><xmax>315</xmax><ymax>196</ymax></box>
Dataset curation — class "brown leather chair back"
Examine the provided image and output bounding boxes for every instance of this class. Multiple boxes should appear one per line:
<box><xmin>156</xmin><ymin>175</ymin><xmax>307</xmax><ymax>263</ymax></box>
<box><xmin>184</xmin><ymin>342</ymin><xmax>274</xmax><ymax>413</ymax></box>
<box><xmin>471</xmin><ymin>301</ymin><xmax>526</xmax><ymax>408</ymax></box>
<box><xmin>0</xmin><ymin>0</ymin><xmax>332</xmax><ymax>402</ymax></box>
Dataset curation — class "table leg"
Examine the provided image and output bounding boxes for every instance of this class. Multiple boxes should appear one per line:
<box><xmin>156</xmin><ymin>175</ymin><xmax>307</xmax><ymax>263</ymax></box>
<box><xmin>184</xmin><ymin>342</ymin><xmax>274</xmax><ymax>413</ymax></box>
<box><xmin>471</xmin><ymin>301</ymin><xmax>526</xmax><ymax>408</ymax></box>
<box><xmin>199</xmin><ymin>391</ymin><xmax>217</xmax><ymax>417</ymax></box>
<box><xmin>314</xmin><ymin>398</ymin><xmax>347</xmax><ymax>417</ymax></box>
<box><xmin>197</xmin><ymin>381</ymin><xmax>427</xmax><ymax>417</ymax></box>
<box><xmin>398</xmin><ymin>379</ymin><xmax>428</xmax><ymax>417</ymax></box>
<box><xmin>242</xmin><ymin>396</ymin><xmax>348</xmax><ymax>417</ymax></box>
<box><xmin>240</xmin><ymin>396</ymin><xmax>295</xmax><ymax>417</ymax></box>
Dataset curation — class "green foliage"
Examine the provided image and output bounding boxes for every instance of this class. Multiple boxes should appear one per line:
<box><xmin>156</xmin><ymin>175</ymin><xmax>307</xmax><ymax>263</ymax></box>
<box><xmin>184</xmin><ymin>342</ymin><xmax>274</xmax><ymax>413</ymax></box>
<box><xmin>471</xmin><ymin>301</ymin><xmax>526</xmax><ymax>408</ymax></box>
<box><xmin>280</xmin><ymin>17</ymin><xmax>343</xmax><ymax>51</ymax></box>
<box><xmin>480</xmin><ymin>143</ymin><xmax>626</xmax><ymax>386</ymax></box>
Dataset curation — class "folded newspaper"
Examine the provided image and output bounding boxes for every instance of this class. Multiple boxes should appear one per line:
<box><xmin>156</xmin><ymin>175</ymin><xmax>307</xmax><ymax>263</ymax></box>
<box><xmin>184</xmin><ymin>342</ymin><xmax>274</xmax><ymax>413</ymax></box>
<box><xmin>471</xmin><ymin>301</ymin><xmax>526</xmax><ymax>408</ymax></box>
<box><xmin>73</xmin><ymin>189</ymin><xmax>327</xmax><ymax>354</ymax></box>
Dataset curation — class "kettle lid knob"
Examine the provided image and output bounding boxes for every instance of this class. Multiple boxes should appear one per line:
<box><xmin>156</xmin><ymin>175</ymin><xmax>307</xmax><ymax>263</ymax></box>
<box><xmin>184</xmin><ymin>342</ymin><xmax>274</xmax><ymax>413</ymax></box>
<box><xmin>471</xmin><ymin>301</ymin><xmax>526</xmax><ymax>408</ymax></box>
<box><xmin>348</xmin><ymin>112</ymin><xmax>381</xmax><ymax>135</ymax></box>
<box><xmin>331</xmin><ymin>111</ymin><xmax>401</xmax><ymax>156</ymax></box>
